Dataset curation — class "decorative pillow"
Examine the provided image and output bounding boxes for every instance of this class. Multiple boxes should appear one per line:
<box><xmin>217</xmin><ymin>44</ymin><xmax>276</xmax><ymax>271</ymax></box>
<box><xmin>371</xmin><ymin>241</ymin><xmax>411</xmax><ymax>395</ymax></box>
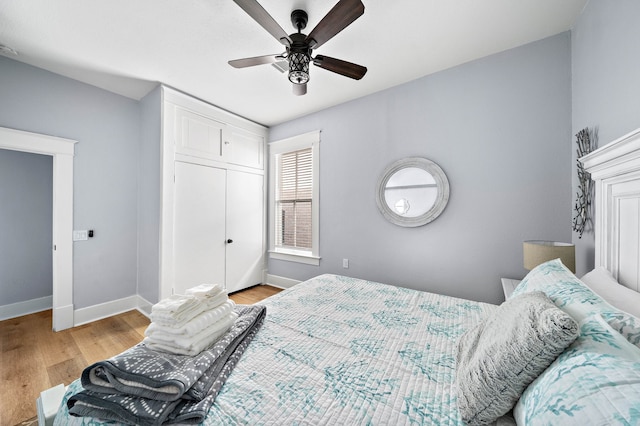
<box><xmin>455</xmin><ymin>291</ymin><xmax>578</xmax><ymax>425</ymax></box>
<box><xmin>581</xmin><ymin>266</ymin><xmax>640</xmax><ymax>318</ymax></box>
<box><xmin>511</xmin><ymin>259</ymin><xmax>602</xmax><ymax>321</ymax></box>
<box><xmin>512</xmin><ymin>259</ymin><xmax>640</xmax><ymax>349</ymax></box>
<box><xmin>514</xmin><ymin>314</ymin><xmax>640</xmax><ymax>425</ymax></box>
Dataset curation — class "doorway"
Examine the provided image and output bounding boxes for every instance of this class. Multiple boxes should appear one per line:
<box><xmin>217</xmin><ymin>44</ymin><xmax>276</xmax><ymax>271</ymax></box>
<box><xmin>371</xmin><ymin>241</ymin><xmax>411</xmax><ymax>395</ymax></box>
<box><xmin>0</xmin><ymin>150</ymin><xmax>52</xmax><ymax>318</ymax></box>
<box><xmin>0</xmin><ymin>126</ymin><xmax>76</xmax><ymax>330</ymax></box>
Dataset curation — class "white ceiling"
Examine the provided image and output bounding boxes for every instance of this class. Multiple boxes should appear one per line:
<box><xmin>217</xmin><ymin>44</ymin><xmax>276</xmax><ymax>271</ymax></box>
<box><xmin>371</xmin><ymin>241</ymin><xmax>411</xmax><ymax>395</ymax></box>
<box><xmin>0</xmin><ymin>0</ymin><xmax>587</xmax><ymax>127</ymax></box>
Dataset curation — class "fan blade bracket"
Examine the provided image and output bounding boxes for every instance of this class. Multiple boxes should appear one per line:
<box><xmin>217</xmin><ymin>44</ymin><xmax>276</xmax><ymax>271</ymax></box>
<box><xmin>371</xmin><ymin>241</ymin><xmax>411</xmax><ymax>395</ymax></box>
<box><xmin>279</xmin><ymin>37</ymin><xmax>292</xmax><ymax>47</ymax></box>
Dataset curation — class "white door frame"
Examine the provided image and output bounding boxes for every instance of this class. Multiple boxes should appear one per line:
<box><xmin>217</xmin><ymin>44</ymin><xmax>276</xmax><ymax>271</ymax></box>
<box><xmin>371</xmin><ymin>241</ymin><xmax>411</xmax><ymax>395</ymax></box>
<box><xmin>0</xmin><ymin>126</ymin><xmax>76</xmax><ymax>331</ymax></box>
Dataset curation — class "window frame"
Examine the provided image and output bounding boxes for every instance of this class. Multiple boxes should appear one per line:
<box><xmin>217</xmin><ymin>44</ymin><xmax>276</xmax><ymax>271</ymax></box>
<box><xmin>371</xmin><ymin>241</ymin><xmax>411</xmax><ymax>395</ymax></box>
<box><xmin>268</xmin><ymin>130</ymin><xmax>320</xmax><ymax>265</ymax></box>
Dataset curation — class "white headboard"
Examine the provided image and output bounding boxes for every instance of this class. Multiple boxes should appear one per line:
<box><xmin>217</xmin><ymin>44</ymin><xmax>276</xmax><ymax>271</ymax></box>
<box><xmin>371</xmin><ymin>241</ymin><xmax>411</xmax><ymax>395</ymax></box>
<box><xmin>581</xmin><ymin>127</ymin><xmax>640</xmax><ymax>292</ymax></box>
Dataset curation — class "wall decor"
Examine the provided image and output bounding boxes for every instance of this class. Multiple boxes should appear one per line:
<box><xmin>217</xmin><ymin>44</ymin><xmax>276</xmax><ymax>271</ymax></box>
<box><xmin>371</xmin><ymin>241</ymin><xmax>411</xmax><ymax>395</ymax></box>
<box><xmin>573</xmin><ymin>127</ymin><xmax>597</xmax><ymax>238</ymax></box>
<box><xmin>376</xmin><ymin>157</ymin><xmax>449</xmax><ymax>227</ymax></box>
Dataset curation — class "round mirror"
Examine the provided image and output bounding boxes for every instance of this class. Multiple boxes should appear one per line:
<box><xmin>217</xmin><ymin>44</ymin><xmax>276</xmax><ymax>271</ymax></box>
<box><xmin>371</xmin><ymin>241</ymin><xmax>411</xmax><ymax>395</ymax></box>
<box><xmin>376</xmin><ymin>157</ymin><xmax>450</xmax><ymax>227</ymax></box>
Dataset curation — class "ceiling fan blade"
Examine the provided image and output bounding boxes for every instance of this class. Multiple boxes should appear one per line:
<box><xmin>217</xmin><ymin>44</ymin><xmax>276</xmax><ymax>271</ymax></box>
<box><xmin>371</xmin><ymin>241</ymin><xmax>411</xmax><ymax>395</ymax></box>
<box><xmin>228</xmin><ymin>54</ymin><xmax>283</xmax><ymax>68</ymax></box>
<box><xmin>313</xmin><ymin>55</ymin><xmax>367</xmax><ymax>80</ymax></box>
<box><xmin>232</xmin><ymin>0</ymin><xmax>291</xmax><ymax>46</ymax></box>
<box><xmin>305</xmin><ymin>0</ymin><xmax>364</xmax><ymax>49</ymax></box>
<box><xmin>292</xmin><ymin>83</ymin><xmax>307</xmax><ymax>96</ymax></box>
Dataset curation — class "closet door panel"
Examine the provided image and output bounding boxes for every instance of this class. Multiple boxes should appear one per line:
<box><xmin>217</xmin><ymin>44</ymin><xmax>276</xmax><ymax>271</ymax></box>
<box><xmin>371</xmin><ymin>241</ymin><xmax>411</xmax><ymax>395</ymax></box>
<box><xmin>175</xmin><ymin>107</ymin><xmax>225</xmax><ymax>161</ymax></box>
<box><xmin>225</xmin><ymin>170</ymin><xmax>264</xmax><ymax>292</ymax></box>
<box><xmin>226</xmin><ymin>126</ymin><xmax>264</xmax><ymax>169</ymax></box>
<box><xmin>173</xmin><ymin>162</ymin><xmax>226</xmax><ymax>294</ymax></box>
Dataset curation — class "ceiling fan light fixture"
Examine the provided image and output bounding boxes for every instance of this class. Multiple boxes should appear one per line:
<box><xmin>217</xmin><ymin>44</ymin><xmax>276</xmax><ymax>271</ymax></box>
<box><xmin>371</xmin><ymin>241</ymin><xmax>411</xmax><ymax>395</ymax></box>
<box><xmin>288</xmin><ymin>51</ymin><xmax>310</xmax><ymax>84</ymax></box>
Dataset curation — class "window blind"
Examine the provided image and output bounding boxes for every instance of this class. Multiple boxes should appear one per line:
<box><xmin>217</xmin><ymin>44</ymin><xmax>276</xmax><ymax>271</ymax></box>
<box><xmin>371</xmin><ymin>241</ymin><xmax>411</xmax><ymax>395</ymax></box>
<box><xmin>275</xmin><ymin>147</ymin><xmax>312</xmax><ymax>250</ymax></box>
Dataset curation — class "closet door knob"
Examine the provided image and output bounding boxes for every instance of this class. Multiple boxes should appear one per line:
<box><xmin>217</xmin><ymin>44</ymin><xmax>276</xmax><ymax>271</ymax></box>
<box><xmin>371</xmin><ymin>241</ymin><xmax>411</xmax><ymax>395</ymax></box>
<box><xmin>226</xmin><ymin>239</ymin><xmax>233</xmax><ymax>244</ymax></box>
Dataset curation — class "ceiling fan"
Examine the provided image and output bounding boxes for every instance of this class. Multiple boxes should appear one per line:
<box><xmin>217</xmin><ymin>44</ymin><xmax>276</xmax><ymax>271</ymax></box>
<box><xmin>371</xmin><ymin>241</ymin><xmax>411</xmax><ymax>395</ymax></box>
<box><xmin>229</xmin><ymin>0</ymin><xmax>367</xmax><ymax>96</ymax></box>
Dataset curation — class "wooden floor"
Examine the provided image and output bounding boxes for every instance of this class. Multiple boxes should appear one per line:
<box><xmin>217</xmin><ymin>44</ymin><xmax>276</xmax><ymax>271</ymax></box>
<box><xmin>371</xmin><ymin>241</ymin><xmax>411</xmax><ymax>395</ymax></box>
<box><xmin>0</xmin><ymin>284</ymin><xmax>282</xmax><ymax>426</ymax></box>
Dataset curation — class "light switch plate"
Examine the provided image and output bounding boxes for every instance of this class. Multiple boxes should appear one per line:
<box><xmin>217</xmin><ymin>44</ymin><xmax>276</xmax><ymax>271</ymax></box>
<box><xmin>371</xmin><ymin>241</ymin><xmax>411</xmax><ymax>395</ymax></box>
<box><xmin>73</xmin><ymin>230</ymin><xmax>88</xmax><ymax>241</ymax></box>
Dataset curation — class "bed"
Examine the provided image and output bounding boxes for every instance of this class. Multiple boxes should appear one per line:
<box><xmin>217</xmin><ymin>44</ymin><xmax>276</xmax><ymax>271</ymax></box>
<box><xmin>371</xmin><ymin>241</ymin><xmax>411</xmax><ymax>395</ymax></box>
<box><xmin>55</xmin><ymin>274</ymin><xmax>496</xmax><ymax>425</ymax></box>
<box><xmin>51</xmin><ymin>128</ymin><xmax>640</xmax><ymax>425</ymax></box>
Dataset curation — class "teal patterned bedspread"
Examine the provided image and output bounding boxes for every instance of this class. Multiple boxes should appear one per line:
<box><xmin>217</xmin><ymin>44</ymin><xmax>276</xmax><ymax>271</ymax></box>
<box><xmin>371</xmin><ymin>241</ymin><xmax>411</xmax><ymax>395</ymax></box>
<box><xmin>55</xmin><ymin>274</ymin><xmax>496</xmax><ymax>425</ymax></box>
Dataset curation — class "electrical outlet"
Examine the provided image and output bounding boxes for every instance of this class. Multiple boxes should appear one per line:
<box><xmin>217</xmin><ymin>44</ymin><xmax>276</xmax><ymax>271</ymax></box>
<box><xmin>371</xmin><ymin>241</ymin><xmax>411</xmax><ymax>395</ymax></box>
<box><xmin>342</xmin><ymin>258</ymin><xmax>349</xmax><ymax>269</ymax></box>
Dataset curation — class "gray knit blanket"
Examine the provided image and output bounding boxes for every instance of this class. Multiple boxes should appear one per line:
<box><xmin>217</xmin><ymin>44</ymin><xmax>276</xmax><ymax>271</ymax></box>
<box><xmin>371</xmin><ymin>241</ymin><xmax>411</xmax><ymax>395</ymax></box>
<box><xmin>67</xmin><ymin>304</ymin><xmax>266</xmax><ymax>425</ymax></box>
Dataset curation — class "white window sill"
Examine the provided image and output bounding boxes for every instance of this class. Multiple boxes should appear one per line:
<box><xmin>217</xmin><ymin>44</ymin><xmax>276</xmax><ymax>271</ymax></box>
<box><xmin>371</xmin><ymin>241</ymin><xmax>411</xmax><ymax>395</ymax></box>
<box><xmin>269</xmin><ymin>250</ymin><xmax>321</xmax><ymax>266</ymax></box>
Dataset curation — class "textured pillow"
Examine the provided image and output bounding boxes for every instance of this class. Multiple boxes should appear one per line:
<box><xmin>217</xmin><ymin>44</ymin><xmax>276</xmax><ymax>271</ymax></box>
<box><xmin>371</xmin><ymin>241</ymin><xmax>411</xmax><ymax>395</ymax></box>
<box><xmin>514</xmin><ymin>314</ymin><xmax>640</xmax><ymax>425</ymax></box>
<box><xmin>581</xmin><ymin>266</ymin><xmax>640</xmax><ymax>318</ymax></box>
<box><xmin>455</xmin><ymin>291</ymin><xmax>578</xmax><ymax>425</ymax></box>
<box><xmin>513</xmin><ymin>259</ymin><xmax>640</xmax><ymax>349</ymax></box>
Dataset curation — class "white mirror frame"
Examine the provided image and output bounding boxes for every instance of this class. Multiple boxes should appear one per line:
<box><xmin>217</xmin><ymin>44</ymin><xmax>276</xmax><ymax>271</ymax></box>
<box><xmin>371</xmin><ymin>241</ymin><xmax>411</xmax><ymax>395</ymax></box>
<box><xmin>376</xmin><ymin>157</ymin><xmax>450</xmax><ymax>227</ymax></box>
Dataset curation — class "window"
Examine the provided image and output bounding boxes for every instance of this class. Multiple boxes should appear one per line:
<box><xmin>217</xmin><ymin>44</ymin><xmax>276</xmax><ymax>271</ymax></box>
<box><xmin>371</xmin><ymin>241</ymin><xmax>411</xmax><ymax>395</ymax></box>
<box><xmin>269</xmin><ymin>131</ymin><xmax>320</xmax><ymax>265</ymax></box>
<box><xmin>276</xmin><ymin>148</ymin><xmax>312</xmax><ymax>249</ymax></box>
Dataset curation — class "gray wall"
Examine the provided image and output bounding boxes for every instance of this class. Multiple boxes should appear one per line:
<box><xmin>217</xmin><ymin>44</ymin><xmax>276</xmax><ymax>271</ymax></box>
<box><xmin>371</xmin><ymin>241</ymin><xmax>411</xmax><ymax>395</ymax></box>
<box><xmin>571</xmin><ymin>1</ymin><xmax>640</xmax><ymax>276</ymax></box>
<box><xmin>0</xmin><ymin>56</ymin><xmax>141</xmax><ymax>309</ymax></box>
<box><xmin>269</xmin><ymin>33</ymin><xmax>572</xmax><ymax>304</ymax></box>
<box><xmin>0</xmin><ymin>150</ymin><xmax>53</xmax><ymax>304</ymax></box>
<box><xmin>137</xmin><ymin>86</ymin><xmax>162</xmax><ymax>304</ymax></box>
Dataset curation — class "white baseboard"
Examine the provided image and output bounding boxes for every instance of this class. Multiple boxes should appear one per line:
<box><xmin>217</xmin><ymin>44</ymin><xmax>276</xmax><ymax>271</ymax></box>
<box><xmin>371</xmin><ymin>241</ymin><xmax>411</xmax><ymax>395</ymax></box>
<box><xmin>3</xmin><ymin>293</ymin><xmax>153</xmax><ymax>328</ymax></box>
<box><xmin>136</xmin><ymin>295</ymin><xmax>153</xmax><ymax>318</ymax></box>
<box><xmin>0</xmin><ymin>295</ymin><xmax>52</xmax><ymax>321</ymax></box>
<box><xmin>265</xmin><ymin>274</ymin><xmax>301</xmax><ymax>289</ymax></box>
<box><xmin>74</xmin><ymin>295</ymin><xmax>139</xmax><ymax>326</ymax></box>
<box><xmin>74</xmin><ymin>294</ymin><xmax>153</xmax><ymax>327</ymax></box>
<box><xmin>3</xmin><ymin>278</ymin><xmax>299</xmax><ymax>328</ymax></box>
<box><xmin>53</xmin><ymin>304</ymin><xmax>74</xmax><ymax>331</ymax></box>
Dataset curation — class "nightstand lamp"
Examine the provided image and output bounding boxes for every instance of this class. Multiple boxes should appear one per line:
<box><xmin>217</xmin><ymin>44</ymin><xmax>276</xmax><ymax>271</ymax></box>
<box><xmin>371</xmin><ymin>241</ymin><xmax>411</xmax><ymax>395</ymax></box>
<box><xmin>523</xmin><ymin>240</ymin><xmax>575</xmax><ymax>273</ymax></box>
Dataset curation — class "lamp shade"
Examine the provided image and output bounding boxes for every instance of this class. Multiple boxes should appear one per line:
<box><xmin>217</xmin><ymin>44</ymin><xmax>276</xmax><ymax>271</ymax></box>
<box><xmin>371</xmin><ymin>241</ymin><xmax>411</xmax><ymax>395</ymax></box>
<box><xmin>523</xmin><ymin>240</ymin><xmax>575</xmax><ymax>273</ymax></box>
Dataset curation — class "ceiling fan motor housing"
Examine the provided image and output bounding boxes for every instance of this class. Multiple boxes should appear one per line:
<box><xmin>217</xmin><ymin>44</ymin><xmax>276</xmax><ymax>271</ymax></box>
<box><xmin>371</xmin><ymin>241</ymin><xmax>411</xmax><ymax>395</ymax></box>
<box><xmin>290</xmin><ymin>9</ymin><xmax>308</xmax><ymax>31</ymax></box>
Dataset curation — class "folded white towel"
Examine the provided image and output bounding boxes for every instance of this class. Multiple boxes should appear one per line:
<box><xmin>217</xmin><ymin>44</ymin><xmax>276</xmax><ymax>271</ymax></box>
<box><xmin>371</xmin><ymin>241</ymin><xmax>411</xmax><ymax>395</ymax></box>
<box><xmin>185</xmin><ymin>284</ymin><xmax>224</xmax><ymax>298</ymax></box>
<box><xmin>147</xmin><ymin>311</ymin><xmax>236</xmax><ymax>346</ymax></box>
<box><xmin>144</xmin><ymin>311</ymin><xmax>238</xmax><ymax>356</ymax></box>
<box><xmin>151</xmin><ymin>294</ymin><xmax>198</xmax><ymax>315</ymax></box>
<box><xmin>200</xmin><ymin>292</ymin><xmax>229</xmax><ymax>310</ymax></box>
<box><xmin>145</xmin><ymin>300</ymin><xmax>235</xmax><ymax>338</ymax></box>
<box><xmin>150</xmin><ymin>292</ymin><xmax>229</xmax><ymax>329</ymax></box>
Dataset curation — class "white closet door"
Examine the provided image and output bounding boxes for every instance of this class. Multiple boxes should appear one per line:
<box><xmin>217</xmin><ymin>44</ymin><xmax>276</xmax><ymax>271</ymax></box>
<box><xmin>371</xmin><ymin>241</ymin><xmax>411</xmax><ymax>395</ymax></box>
<box><xmin>226</xmin><ymin>126</ymin><xmax>264</xmax><ymax>169</ymax></box>
<box><xmin>173</xmin><ymin>161</ymin><xmax>226</xmax><ymax>294</ymax></box>
<box><xmin>174</xmin><ymin>107</ymin><xmax>225</xmax><ymax>161</ymax></box>
<box><xmin>225</xmin><ymin>170</ymin><xmax>264</xmax><ymax>292</ymax></box>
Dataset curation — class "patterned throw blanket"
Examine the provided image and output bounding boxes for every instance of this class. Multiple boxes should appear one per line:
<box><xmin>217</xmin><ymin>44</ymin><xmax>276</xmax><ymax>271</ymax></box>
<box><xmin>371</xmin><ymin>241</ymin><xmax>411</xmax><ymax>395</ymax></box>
<box><xmin>67</xmin><ymin>304</ymin><xmax>266</xmax><ymax>425</ymax></box>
